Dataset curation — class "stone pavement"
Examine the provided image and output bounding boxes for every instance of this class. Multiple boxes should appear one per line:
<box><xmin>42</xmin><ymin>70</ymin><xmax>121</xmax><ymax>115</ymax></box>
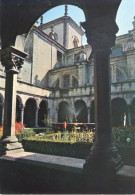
<box><xmin>0</xmin><ymin>151</ymin><xmax>85</xmax><ymax>173</ymax></box>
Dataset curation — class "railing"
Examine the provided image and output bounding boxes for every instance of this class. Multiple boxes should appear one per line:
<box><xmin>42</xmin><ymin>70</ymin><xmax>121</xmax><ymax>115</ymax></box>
<box><xmin>53</xmin><ymin>80</ymin><xmax>135</xmax><ymax>98</ymax></box>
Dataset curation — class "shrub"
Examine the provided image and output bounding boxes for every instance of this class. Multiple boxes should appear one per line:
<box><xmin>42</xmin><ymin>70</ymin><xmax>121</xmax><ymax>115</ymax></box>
<box><xmin>16</xmin><ymin>128</ymin><xmax>36</xmax><ymax>142</ymax></box>
<box><xmin>22</xmin><ymin>137</ymin><xmax>93</xmax><ymax>159</ymax></box>
<box><xmin>112</xmin><ymin>127</ymin><xmax>135</xmax><ymax>146</ymax></box>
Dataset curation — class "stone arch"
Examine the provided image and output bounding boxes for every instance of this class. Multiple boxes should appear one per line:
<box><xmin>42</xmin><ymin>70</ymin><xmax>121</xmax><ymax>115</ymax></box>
<box><xmin>74</xmin><ymin>100</ymin><xmax>88</xmax><ymax>123</ymax></box>
<box><xmin>116</xmin><ymin>66</ymin><xmax>128</xmax><ymax>82</ymax></box>
<box><xmin>16</xmin><ymin>95</ymin><xmax>23</xmax><ymax>122</ymax></box>
<box><xmin>24</xmin><ymin>98</ymin><xmax>37</xmax><ymax>127</ymax></box>
<box><xmin>0</xmin><ymin>94</ymin><xmax>4</xmax><ymax>126</ymax></box>
<box><xmin>111</xmin><ymin>97</ymin><xmax>128</xmax><ymax>127</ymax></box>
<box><xmin>58</xmin><ymin>101</ymin><xmax>71</xmax><ymax>122</ymax></box>
<box><xmin>90</xmin><ymin>100</ymin><xmax>95</xmax><ymax>123</ymax></box>
<box><xmin>38</xmin><ymin>100</ymin><xmax>48</xmax><ymax>127</ymax></box>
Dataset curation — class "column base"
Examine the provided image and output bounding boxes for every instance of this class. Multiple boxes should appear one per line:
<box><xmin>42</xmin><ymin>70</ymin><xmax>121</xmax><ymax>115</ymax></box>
<box><xmin>83</xmin><ymin>144</ymin><xmax>123</xmax><ymax>174</ymax></box>
<box><xmin>0</xmin><ymin>136</ymin><xmax>24</xmax><ymax>156</ymax></box>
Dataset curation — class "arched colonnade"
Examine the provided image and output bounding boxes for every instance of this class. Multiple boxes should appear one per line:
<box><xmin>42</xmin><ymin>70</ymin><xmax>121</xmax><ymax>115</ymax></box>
<box><xmin>0</xmin><ymin>0</ymin><xmax>123</xmax><ymax>171</ymax></box>
<box><xmin>0</xmin><ymin>94</ymin><xmax>48</xmax><ymax>128</ymax></box>
<box><xmin>57</xmin><ymin>97</ymin><xmax>135</xmax><ymax>126</ymax></box>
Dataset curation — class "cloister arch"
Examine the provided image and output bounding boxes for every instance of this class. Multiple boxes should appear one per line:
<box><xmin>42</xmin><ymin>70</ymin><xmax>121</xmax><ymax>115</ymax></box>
<box><xmin>58</xmin><ymin>101</ymin><xmax>71</xmax><ymax>122</ymax></box>
<box><xmin>24</xmin><ymin>98</ymin><xmax>37</xmax><ymax>127</ymax></box>
<box><xmin>0</xmin><ymin>0</ymin><xmax>124</xmax><ymax>175</ymax></box>
<box><xmin>74</xmin><ymin>100</ymin><xmax>88</xmax><ymax>123</ymax></box>
<box><xmin>111</xmin><ymin>97</ymin><xmax>128</xmax><ymax>127</ymax></box>
<box><xmin>90</xmin><ymin>100</ymin><xmax>95</xmax><ymax>123</ymax></box>
<box><xmin>38</xmin><ymin>100</ymin><xmax>48</xmax><ymax>127</ymax></box>
<box><xmin>1</xmin><ymin>1</ymin><xmax>88</xmax><ymax>49</ymax></box>
<box><xmin>16</xmin><ymin>95</ymin><xmax>23</xmax><ymax>122</ymax></box>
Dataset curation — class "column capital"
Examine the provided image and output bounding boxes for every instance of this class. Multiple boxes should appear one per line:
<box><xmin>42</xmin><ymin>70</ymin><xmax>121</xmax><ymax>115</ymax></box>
<box><xmin>82</xmin><ymin>15</ymin><xmax>118</xmax><ymax>53</ymax></box>
<box><xmin>0</xmin><ymin>46</ymin><xmax>27</xmax><ymax>73</ymax></box>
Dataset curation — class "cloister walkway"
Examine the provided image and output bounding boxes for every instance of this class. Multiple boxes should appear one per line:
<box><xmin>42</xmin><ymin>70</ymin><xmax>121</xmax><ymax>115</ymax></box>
<box><xmin>0</xmin><ymin>151</ymin><xmax>135</xmax><ymax>193</ymax></box>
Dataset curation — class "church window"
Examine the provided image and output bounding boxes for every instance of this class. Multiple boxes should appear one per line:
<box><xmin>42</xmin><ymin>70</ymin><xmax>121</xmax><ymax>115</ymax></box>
<box><xmin>57</xmin><ymin>50</ymin><xmax>62</xmax><ymax>64</ymax></box>
<box><xmin>74</xmin><ymin>53</ymin><xmax>80</xmax><ymax>62</ymax></box>
<box><xmin>111</xmin><ymin>46</ymin><xmax>123</xmax><ymax>57</ymax></box>
<box><xmin>127</xmin><ymin>39</ymin><xmax>134</xmax><ymax>49</ymax></box>
<box><xmin>63</xmin><ymin>75</ymin><xmax>70</xmax><ymax>88</ymax></box>
<box><xmin>116</xmin><ymin>69</ymin><xmax>126</xmax><ymax>82</ymax></box>
<box><xmin>72</xmin><ymin>76</ymin><xmax>78</xmax><ymax>87</ymax></box>
<box><xmin>52</xmin><ymin>79</ymin><xmax>59</xmax><ymax>88</ymax></box>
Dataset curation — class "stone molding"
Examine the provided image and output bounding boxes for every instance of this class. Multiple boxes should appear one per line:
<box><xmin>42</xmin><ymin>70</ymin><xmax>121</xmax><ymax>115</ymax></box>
<box><xmin>0</xmin><ymin>47</ymin><xmax>27</xmax><ymax>73</ymax></box>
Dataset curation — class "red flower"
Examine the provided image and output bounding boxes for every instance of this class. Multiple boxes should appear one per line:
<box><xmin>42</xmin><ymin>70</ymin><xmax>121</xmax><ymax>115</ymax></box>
<box><xmin>0</xmin><ymin>122</ymin><xmax>24</xmax><ymax>135</ymax></box>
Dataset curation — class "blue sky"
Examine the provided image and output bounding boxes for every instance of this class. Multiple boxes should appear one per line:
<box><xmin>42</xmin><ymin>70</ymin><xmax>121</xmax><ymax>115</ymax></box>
<box><xmin>41</xmin><ymin>0</ymin><xmax>135</xmax><ymax>45</ymax></box>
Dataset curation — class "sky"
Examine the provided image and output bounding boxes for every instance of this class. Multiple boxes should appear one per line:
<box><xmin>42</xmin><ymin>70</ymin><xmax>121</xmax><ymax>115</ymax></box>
<box><xmin>40</xmin><ymin>0</ymin><xmax>135</xmax><ymax>45</ymax></box>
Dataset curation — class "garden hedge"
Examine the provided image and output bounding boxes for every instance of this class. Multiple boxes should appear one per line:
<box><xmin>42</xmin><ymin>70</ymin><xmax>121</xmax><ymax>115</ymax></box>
<box><xmin>22</xmin><ymin>138</ymin><xmax>92</xmax><ymax>159</ymax></box>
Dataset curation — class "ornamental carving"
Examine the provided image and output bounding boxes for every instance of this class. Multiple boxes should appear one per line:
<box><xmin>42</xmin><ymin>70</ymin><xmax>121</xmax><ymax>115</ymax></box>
<box><xmin>81</xmin><ymin>16</ymin><xmax>119</xmax><ymax>52</ymax></box>
<box><xmin>0</xmin><ymin>47</ymin><xmax>27</xmax><ymax>73</ymax></box>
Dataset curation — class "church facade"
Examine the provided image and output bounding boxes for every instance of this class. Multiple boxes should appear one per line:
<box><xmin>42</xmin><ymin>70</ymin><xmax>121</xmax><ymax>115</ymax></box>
<box><xmin>0</xmin><ymin>11</ymin><xmax>135</xmax><ymax>127</ymax></box>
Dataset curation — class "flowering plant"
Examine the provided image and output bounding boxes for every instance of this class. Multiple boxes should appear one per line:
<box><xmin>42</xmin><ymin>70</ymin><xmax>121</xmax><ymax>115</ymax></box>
<box><xmin>0</xmin><ymin>122</ymin><xmax>24</xmax><ymax>136</ymax></box>
<box><xmin>0</xmin><ymin>126</ymin><xmax>3</xmax><ymax>136</ymax></box>
<box><xmin>15</xmin><ymin>122</ymin><xmax>24</xmax><ymax>134</ymax></box>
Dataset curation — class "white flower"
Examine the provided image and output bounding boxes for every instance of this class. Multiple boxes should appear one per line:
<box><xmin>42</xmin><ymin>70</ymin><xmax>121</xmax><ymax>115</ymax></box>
<box><xmin>127</xmin><ymin>138</ymin><xmax>131</xmax><ymax>142</ymax></box>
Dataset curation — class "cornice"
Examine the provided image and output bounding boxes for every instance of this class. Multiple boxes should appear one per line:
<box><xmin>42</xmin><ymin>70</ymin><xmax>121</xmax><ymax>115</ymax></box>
<box><xmin>39</xmin><ymin>16</ymin><xmax>84</xmax><ymax>35</ymax></box>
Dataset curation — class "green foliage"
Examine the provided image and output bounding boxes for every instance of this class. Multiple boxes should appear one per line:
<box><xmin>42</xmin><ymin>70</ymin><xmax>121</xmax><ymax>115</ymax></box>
<box><xmin>42</xmin><ymin>116</ymin><xmax>53</xmax><ymax>128</ymax></box>
<box><xmin>16</xmin><ymin>128</ymin><xmax>36</xmax><ymax>142</ymax></box>
<box><xmin>22</xmin><ymin>138</ymin><xmax>92</xmax><ymax>159</ymax></box>
<box><xmin>112</xmin><ymin>127</ymin><xmax>135</xmax><ymax>147</ymax></box>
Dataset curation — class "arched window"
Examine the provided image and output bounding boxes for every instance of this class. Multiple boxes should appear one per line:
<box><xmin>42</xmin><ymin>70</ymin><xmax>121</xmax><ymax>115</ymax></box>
<box><xmin>127</xmin><ymin>39</ymin><xmax>134</xmax><ymax>50</ymax></box>
<box><xmin>74</xmin><ymin>53</ymin><xmax>80</xmax><ymax>62</ymax></box>
<box><xmin>63</xmin><ymin>75</ymin><xmax>70</xmax><ymax>88</ymax></box>
<box><xmin>52</xmin><ymin>78</ymin><xmax>59</xmax><ymax>88</ymax></box>
<box><xmin>111</xmin><ymin>46</ymin><xmax>123</xmax><ymax>57</ymax></box>
<box><xmin>116</xmin><ymin>68</ymin><xmax>126</xmax><ymax>82</ymax></box>
<box><xmin>72</xmin><ymin>76</ymin><xmax>78</xmax><ymax>87</ymax></box>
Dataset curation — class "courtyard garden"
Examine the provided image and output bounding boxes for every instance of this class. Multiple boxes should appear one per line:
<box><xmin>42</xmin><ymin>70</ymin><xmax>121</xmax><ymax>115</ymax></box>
<box><xmin>0</xmin><ymin>122</ymin><xmax>135</xmax><ymax>165</ymax></box>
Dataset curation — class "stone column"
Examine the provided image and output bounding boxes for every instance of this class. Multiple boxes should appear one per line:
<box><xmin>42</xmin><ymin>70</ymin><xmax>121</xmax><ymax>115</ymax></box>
<box><xmin>87</xmin><ymin>107</ymin><xmax>90</xmax><ymax>123</ymax></box>
<box><xmin>0</xmin><ymin>103</ymin><xmax>4</xmax><ymax>125</ymax></box>
<box><xmin>20</xmin><ymin>104</ymin><xmax>25</xmax><ymax>124</ymax></box>
<box><xmin>0</xmin><ymin>46</ymin><xmax>27</xmax><ymax>156</ymax></box>
<box><xmin>35</xmin><ymin>106</ymin><xmax>39</xmax><ymax>128</ymax></box>
<box><xmin>81</xmin><ymin>8</ymin><xmax>123</xmax><ymax>173</ymax></box>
